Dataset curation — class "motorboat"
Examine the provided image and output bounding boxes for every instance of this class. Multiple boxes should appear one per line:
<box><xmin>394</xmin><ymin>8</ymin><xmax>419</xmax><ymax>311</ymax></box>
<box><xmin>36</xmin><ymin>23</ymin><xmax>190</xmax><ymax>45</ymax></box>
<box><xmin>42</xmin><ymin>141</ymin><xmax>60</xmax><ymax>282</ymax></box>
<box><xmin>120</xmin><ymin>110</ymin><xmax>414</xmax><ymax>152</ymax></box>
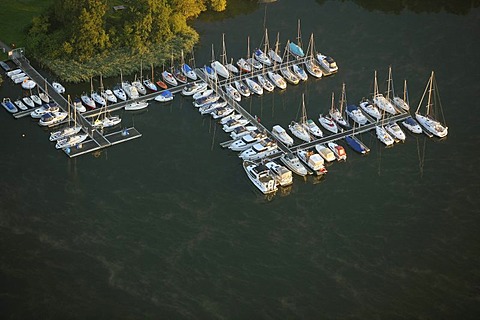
<box><xmin>125</xmin><ymin>101</ymin><xmax>148</xmax><ymax>111</ymax></box>
<box><xmin>173</xmin><ymin>67</ymin><xmax>188</xmax><ymax>84</ymax></box>
<box><xmin>359</xmin><ymin>99</ymin><xmax>381</xmax><ymax>120</ymax></box>
<box><xmin>143</xmin><ymin>79</ymin><xmax>158</xmax><ymax>92</ymax></box>
<box><xmin>292</xmin><ymin>64</ymin><xmax>308</xmax><ymax>81</ymax></box>
<box><xmin>288</xmin><ymin>42</ymin><xmax>305</xmax><ymax>57</ymax></box>
<box><xmin>230</xmin><ymin>126</ymin><xmax>258</xmax><ymax>140</ymax></box>
<box><xmin>39</xmin><ymin>92</ymin><xmax>50</xmax><ymax>104</ymax></box>
<box><xmin>92</xmin><ymin>115</ymin><xmax>121</xmax><ymax>129</ymax></box>
<box><xmin>280</xmin><ymin>66</ymin><xmax>299</xmax><ymax>85</ymax></box>
<box><xmin>210</xmin><ymin>105</ymin><xmax>234</xmax><ymax>119</ymax></box>
<box><xmin>22</xmin><ymin>78</ymin><xmax>37</xmax><ymax>90</ymax></box>
<box><xmin>219</xmin><ymin>113</ymin><xmax>242</xmax><ymax>125</ymax></box>
<box><xmin>345</xmin><ymin>135</ymin><xmax>368</xmax><ymax>154</ymax></box>
<box><xmin>303</xmin><ymin>119</ymin><xmax>323</xmax><ymax>138</ymax></box>
<box><xmin>1</xmin><ymin>98</ymin><xmax>18</xmax><ymax>113</ymax></box>
<box><xmin>22</xmin><ymin>96</ymin><xmax>35</xmax><ymax>108</ymax></box>
<box><xmin>234</xmin><ymin>80</ymin><xmax>251</xmax><ymax>97</ymax></box>
<box><xmin>52</xmin><ymin>82</ymin><xmax>65</xmax><ymax>94</ymax></box>
<box><xmin>156</xmin><ymin>79</ymin><xmax>168</xmax><ymax>90</ymax></box>
<box><xmin>289</xmin><ymin>121</ymin><xmax>310</xmax><ymax>142</ymax></box>
<box><xmin>0</xmin><ymin>60</ymin><xmax>10</xmax><ymax>72</ymax></box>
<box><xmin>236</xmin><ymin>58</ymin><xmax>252</xmax><ymax>73</ymax></box>
<box><xmin>113</xmin><ymin>86</ymin><xmax>127</xmax><ymax>101</ymax></box>
<box><xmin>225</xmin><ymin>83</ymin><xmax>242</xmax><ymax>102</ymax></box>
<box><xmin>199</xmin><ymin>101</ymin><xmax>228</xmax><ymax>115</ymax></box>
<box><xmin>223</xmin><ymin>118</ymin><xmax>250</xmax><ymax>132</ymax></box>
<box><xmin>264</xmin><ymin>161</ymin><xmax>293</xmax><ymax>187</ymax></box>
<box><xmin>239</xmin><ymin>138</ymin><xmax>278</xmax><ymax>161</ymax></box>
<box><xmin>193</xmin><ymin>88</ymin><xmax>214</xmax><ymax>100</ymax></box>
<box><xmin>182</xmin><ymin>82</ymin><xmax>207</xmax><ymax>96</ymax></box>
<box><xmin>31</xmin><ymin>94</ymin><xmax>43</xmax><ymax>106</ymax></box>
<box><xmin>14</xmin><ymin>99</ymin><xmax>28</xmax><ymax>111</ymax></box>
<box><xmin>373</xmin><ymin>93</ymin><xmax>396</xmax><ymax>115</ymax></box>
<box><xmin>203</xmin><ymin>65</ymin><xmax>217</xmax><ymax>81</ymax></box>
<box><xmin>193</xmin><ymin>94</ymin><xmax>220</xmax><ymax>108</ymax></box>
<box><xmin>181</xmin><ymin>63</ymin><xmax>197</xmax><ymax>80</ymax></box>
<box><xmin>55</xmin><ymin>133</ymin><xmax>88</xmax><ymax>149</ymax></box>
<box><xmin>243</xmin><ymin>160</ymin><xmax>278</xmax><ymax>194</ymax></box>
<box><xmin>38</xmin><ymin>111</ymin><xmax>68</xmax><ymax>126</ymax></box>
<box><xmin>271</xmin><ymin>125</ymin><xmax>294</xmax><ymax>146</ymax></box>
<box><xmin>102</xmin><ymin>89</ymin><xmax>118</xmax><ymax>104</ymax></box>
<box><xmin>30</xmin><ymin>103</ymin><xmax>60</xmax><ymax>119</ymax></box>
<box><xmin>316</xmin><ymin>53</ymin><xmax>338</xmax><ymax>74</ymax></box>
<box><xmin>91</xmin><ymin>91</ymin><xmax>106</xmax><ymax>106</ymax></box>
<box><xmin>247</xmin><ymin>57</ymin><xmax>262</xmax><ymax>70</ymax></box>
<box><xmin>267</xmin><ymin>71</ymin><xmax>287</xmax><ymax>90</ymax></box>
<box><xmin>297</xmin><ymin>149</ymin><xmax>327</xmax><ymax>175</ymax></box>
<box><xmin>162</xmin><ymin>70</ymin><xmax>178</xmax><ymax>86</ymax></box>
<box><xmin>315</xmin><ymin>144</ymin><xmax>336</xmax><ymax>162</ymax></box>
<box><xmin>257</xmin><ymin>74</ymin><xmax>275</xmax><ymax>92</ymax></box>
<box><xmin>327</xmin><ymin>142</ymin><xmax>347</xmax><ymax>161</ymax></box>
<box><xmin>253</xmin><ymin>48</ymin><xmax>272</xmax><ymax>66</ymax></box>
<box><xmin>81</xmin><ymin>93</ymin><xmax>96</xmax><ymax>109</ymax></box>
<box><xmin>229</xmin><ymin>131</ymin><xmax>267</xmax><ymax>151</ymax></box>
<box><xmin>345</xmin><ymin>105</ymin><xmax>368</xmax><ymax>125</ymax></box>
<box><xmin>50</xmin><ymin>125</ymin><xmax>82</xmax><ymax>141</ymax></box>
<box><xmin>122</xmin><ymin>82</ymin><xmax>139</xmax><ymax>99</ymax></box>
<box><xmin>7</xmin><ymin>69</ymin><xmax>22</xmax><ymax>77</ymax></box>
<box><xmin>73</xmin><ymin>98</ymin><xmax>86</xmax><ymax>113</ymax></box>
<box><xmin>154</xmin><ymin>90</ymin><xmax>174</xmax><ymax>102</ymax></box>
<box><xmin>375</xmin><ymin>125</ymin><xmax>395</xmax><ymax>146</ymax></box>
<box><xmin>385</xmin><ymin>122</ymin><xmax>406</xmax><ymax>142</ymax></box>
<box><xmin>132</xmin><ymin>80</ymin><xmax>147</xmax><ymax>95</ymax></box>
<box><xmin>401</xmin><ymin>117</ymin><xmax>423</xmax><ymax>134</ymax></box>
<box><xmin>280</xmin><ymin>152</ymin><xmax>308</xmax><ymax>176</ymax></box>
<box><xmin>211</xmin><ymin>61</ymin><xmax>229</xmax><ymax>79</ymax></box>
<box><xmin>245</xmin><ymin>78</ymin><xmax>263</xmax><ymax>95</ymax></box>
<box><xmin>318</xmin><ymin>114</ymin><xmax>338</xmax><ymax>134</ymax></box>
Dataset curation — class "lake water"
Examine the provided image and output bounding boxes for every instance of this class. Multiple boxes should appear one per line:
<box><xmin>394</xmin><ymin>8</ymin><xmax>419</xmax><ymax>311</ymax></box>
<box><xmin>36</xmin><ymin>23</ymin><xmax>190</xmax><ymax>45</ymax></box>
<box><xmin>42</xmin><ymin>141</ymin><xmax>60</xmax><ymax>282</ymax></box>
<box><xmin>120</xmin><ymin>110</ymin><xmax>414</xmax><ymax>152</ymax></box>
<box><xmin>1</xmin><ymin>0</ymin><xmax>479</xmax><ymax>318</ymax></box>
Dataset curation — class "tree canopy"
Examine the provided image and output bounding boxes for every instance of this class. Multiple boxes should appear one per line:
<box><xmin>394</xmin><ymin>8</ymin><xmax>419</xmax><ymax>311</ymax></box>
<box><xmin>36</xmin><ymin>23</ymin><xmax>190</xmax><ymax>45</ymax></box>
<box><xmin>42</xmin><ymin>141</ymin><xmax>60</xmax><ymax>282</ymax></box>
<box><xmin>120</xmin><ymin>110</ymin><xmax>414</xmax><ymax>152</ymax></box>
<box><xmin>27</xmin><ymin>0</ymin><xmax>230</xmax><ymax>77</ymax></box>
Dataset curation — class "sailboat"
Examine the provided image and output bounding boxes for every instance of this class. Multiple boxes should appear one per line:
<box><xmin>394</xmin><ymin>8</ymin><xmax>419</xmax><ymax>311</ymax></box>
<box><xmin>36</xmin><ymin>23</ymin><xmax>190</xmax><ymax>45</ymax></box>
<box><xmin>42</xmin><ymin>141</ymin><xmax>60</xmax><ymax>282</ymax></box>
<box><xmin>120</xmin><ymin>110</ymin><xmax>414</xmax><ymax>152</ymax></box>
<box><xmin>50</xmin><ymin>95</ymin><xmax>83</xmax><ymax>141</ymax></box>
<box><xmin>372</xmin><ymin>70</ymin><xmax>396</xmax><ymax>115</ymax></box>
<box><xmin>304</xmin><ymin>33</ymin><xmax>323</xmax><ymax>78</ymax></box>
<box><xmin>81</xmin><ymin>78</ymin><xmax>96</xmax><ymax>109</ymax></box>
<box><xmin>172</xmin><ymin>55</ymin><xmax>187</xmax><ymax>84</ymax></box>
<box><xmin>92</xmin><ymin>99</ymin><xmax>121</xmax><ymax>129</ymax></box>
<box><xmin>288</xmin><ymin>19</ymin><xmax>305</xmax><ymax>58</ymax></box>
<box><xmin>268</xmin><ymin>32</ymin><xmax>283</xmax><ymax>64</ymax></box>
<box><xmin>393</xmin><ymin>79</ymin><xmax>410</xmax><ymax>111</ymax></box>
<box><xmin>210</xmin><ymin>42</ymin><xmax>229</xmax><ymax>79</ymax></box>
<box><xmin>132</xmin><ymin>62</ymin><xmax>147</xmax><ymax>95</ymax></box>
<box><xmin>181</xmin><ymin>49</ymin><xmax>197</xmax><ymax>81</ymax></box>
<box><xmin>143</xmin><ymin>63</ymin><xmax>158</xmax><ymax>92</ymax></box>
<box><xmin>237</xmin><ymin>37</ymin><xmax>252</xmax><ymax>73</ymax></box>
<box><xmin>225</xmin><ymin>61</ymin><xmax>242</xmax><ymax>102</ymax></box>
<box><xmin>374</xmin><ymin>73</ymin><xmax>395</xmax><ymax>146</ymax></box>
<box><xmin>280</xmin><ymin>41</ymin><xmax>299</xmax><ymax>85</ymax></box>
<box><xmin>345</xmin><ymin>122</ymin><xmax>369</xmax><ymax>154</ymax></box>
<box><xmin>254</xmin><ymin>28</ymin><xmax>272</xmax><ymax>66</ymax></box>
<box><xmin>39</xmin><ymin>81</ymin><xmax>50</xmax><ymax>104</ymax></box>
<box><xmin>319</xmin><ymin>92</ymin><xmax>339</xmax><ymax>134</ymax></box>
<box><xmin>329</xmin><ymin>83</ymin><xmax>350</xmax><ymax>128</ymax></box>
<box><xmin>162</xmin><ymin>57</ymin><xmax>178</xmax><ymax>86</ymax></box>
<box><xmin>289</xmin><ymin>94</ymin><xmax>311</xmax><ymax>142</ymax></box>
<box><xmin>92</xmin><ymin>75</ymin><xmax>107</xmax><ymax>106</ymax></box>
<box><xmin>415</xmin><ymin>71</ymin><xmax>448</xmax><ymax>138</ymax></box>
<box><xmin>113</xmin><ymin>69</ymin><xmax>127</xmax><ymax>101</ymax></box>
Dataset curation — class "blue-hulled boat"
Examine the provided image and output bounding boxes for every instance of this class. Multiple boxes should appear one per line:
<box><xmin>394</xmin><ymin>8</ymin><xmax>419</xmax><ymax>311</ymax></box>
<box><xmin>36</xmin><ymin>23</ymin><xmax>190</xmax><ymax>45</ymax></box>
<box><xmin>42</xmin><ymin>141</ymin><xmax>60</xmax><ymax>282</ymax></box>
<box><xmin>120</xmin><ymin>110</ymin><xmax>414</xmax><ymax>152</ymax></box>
<box><xmin>345</xmin><ymin>135</ymin><xmax>369</xmax><ymax>154</ymax></box>
<box><xmin>2</xmin><ymin>98</ymin><xmax>18</xmax><ymax>113</ymax></box>
<box><xmin>288</xmin><ymin>41</ymin><xmax>305</xmax><ymax>58</ymax></box>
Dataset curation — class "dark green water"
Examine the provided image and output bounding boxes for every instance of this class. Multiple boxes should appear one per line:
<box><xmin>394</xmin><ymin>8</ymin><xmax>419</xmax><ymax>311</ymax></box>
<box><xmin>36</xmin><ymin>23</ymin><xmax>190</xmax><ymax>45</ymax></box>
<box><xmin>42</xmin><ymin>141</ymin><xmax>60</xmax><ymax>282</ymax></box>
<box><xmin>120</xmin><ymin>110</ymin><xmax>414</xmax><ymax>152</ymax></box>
<box><xmin>1</xmin><ymin>1</ymin><xmax>479</xmax><ymax>319</ymax></box>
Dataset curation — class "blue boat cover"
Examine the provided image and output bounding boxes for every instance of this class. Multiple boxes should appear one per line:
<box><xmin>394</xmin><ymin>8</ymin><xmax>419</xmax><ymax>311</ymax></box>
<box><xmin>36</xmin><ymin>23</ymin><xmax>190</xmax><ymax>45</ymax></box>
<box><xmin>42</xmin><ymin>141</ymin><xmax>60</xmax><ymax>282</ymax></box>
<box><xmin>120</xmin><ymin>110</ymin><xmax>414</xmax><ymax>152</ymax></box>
<box><xmin>288</xmin><ymin>42</ymin><xmax>305</xmax><ymax>57</ymax></box>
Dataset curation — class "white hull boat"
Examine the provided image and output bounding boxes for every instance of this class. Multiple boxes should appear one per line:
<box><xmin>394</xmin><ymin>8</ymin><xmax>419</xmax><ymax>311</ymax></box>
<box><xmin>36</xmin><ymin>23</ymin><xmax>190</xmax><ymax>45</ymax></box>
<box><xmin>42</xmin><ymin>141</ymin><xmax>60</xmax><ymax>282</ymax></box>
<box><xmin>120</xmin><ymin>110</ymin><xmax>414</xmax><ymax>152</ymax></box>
<box><xmin>375</xmin><ymin>125</ymin><xmax>395</xmax><ymax>146</ymax></box>
<box><xmin>52</xmin><ymin>82</ymin><xmax>65</xmax><ymax>94</ymax></box>
<box><xmin>385</xmin><ymin>122</ymin><xmax>406</xmax><ymax>142</ymax></box>
<box><xmin>289</xmin><ymin>121</ymin><xmax>310</xmax><ymax>142</ymax></box>
<box><xmin>257</xmin><ymin>74</ymin><xmax>275</xmax><ymax>92</ymax></box>
<box><xmin>245</xmin><ymin>78</ymin><xmax>263</xmax><ymax>95</ymax></box>
<box><xmin>22</xmin><ymin>97</ymin><xmax>35</xmax><ymax>108</ymax></box>
<box><xmin>318</xmin><ymin>114</ymin><xmax>338</xmax><ymax>134</ymax></box>
<box><xmin>125</xmin><ymin>101</ymin><xmax>148</xmax><ymax>111</ymax></box>
<box><xmin>267</xmin><ymin>71</ymin><xmax>287</xmax><ymax>90</ymax></box>
<box><xmin>297</xmin><ymin>149</ymin><xmax>327</xmax><ymax>175</ymax></box>
<box><xmin>243</xmin><ymin>160</ymin><xmax>278</xmax><ymax>194</ymax></box>
<box><xmin>264</xmin><ymin>161</ymin><xmax>293</xmax><ymax>187</ymax></box>
<box><xmin>234</xmin><ymin>80</ymin><xmax>251</xmax><ymax>97</ymax></box>
<box><xmin>327</xmin><ymin>142</ymin><xmax>347</xmax><ymax>161</ymax></box>
<box><xmin>271</xmin><ymin>125</ymin><xmax>294</xmax><ymax>146</ymax></box>
<box><xmin>401</xmin><ymin>117</ymin><xmax>423</xmax><ymax>134</ymax></box>
<box><xmin>280</xmin><ymin>153</ymin><xmax>308</xmax><ymax>177</ymax></box>
<box><xmin>359</xmin><ymin>100</ymin><xmax>381</xmax><ymax>120</ymax></box>
<box><xmin>55</xmin><ymin>133</ymin><xmax>88</xmax><ymax>149</ymax></box>
<box><xmin>303</xmin><ymin>119</ymin><xmax>323</xmax><ymax>138</ymax></box>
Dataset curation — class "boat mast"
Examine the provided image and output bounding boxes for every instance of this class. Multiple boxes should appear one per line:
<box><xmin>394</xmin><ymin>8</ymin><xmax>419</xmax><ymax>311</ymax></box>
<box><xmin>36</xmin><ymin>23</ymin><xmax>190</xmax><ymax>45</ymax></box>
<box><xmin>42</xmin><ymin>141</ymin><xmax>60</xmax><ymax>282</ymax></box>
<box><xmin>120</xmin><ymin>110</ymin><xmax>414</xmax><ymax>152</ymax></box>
<box><xmin>373</xmin><ymin>70</ymin><xmax>379</xmax><ymax>97</ymax></box>
<box><xmin>403</xmin><ymin>79</ymin><xmax>408</xmax><ymax>104</ymax></box>
<box><xmin>340</xmin><ymin>83</ymin><xmax>346</xmax><ymax>114</ymax></box>
<box><xmin>426</xmin><ymin>71</ymin><xmax>434</xmax><ymax>116</ymax></box>
<box><xmin>221</xmin><ymin>33</ymin><xmax>227</xmax><ymax>66</ymax></box>
<box><xmin>296</xmin><ymin>19</ymin><xmax>303</xmax><ymax>49</ymax></box>
<box><xmin>330</xmin><ymin>92</ymin><xmax>335</xmax><ymax>114</ymax></box>
<box><xmin>151</xmin><ymin>63</ymin><xmax>154</xmax><ymax>82</ymax></box>
<box><xmin>301</xmin><ymin>94</ymin><xmax>307</xmax><ymax>125</ymax></box>
<box><xmin>387</xmin><ymin>65</ymin><xmax>393</xmax><ymax>99</ymax></box>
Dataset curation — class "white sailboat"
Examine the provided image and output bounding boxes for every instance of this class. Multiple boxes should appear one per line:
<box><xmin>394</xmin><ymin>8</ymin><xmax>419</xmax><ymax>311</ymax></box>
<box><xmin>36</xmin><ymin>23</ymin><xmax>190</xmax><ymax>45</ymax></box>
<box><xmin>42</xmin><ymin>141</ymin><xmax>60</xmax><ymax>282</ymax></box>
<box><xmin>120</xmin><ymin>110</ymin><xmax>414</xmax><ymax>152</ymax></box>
<box><xmin>319</xmin><ymin>92</ymin><xmax>339</xmax><ymax>134</ymax></box>
<box><xmin>372</xmin><ymin>70</ymin><xmax>396</xmax><ymax>115</ymax></box>
<box><xmin>49</xmin><ymin>95</ymin><xmax>82</xmax><ymax>141</ymax></box>
<box><xmin>268</xmin><ymin>32</ymin><xmax>283</xmax><ymax>64</ymax></box>
<box><xmin>289</xmin><ymin>94</ymin><xmax>311</xmax><ymax>142</ymax></box>
<box><xmin>211</xmin><ymin>40</ymin><xmax>229</xmax><ymax>79</ymax></box>
<box><xmin>331</xmin><ymin>84</ymin><xmax>350</xmax><ymax>128</ymax></box>
<box><xmin>182</xmin><ymin>49</ymin><xmax>198</xmax><ymax>81</ymax></box>
<box><xmin>415</xmin><ymin>71</ymin><xmax>448</xmax><ymax>138</ymax></box>
<box><xmin>304</xmin><ymin>33</ymin><xmax>323</xmax><ymax>78</ymax></box>
<box><xmin>254</xmin><ymin>28</ymin><xmax>272</xmax><ymax>66</ymax></box>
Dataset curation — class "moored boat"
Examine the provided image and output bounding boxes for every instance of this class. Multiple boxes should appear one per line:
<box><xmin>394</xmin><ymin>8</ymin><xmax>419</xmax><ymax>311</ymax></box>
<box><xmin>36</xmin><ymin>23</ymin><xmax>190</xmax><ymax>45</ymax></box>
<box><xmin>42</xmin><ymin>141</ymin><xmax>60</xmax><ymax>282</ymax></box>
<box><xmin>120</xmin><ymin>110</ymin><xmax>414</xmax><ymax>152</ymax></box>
<box><xmin>401</xmin><ymin>117</ymin><xmax>423</xmax><ymax>134</ymax></box>
<box><xmin>280</xmin><ymin>152</ymin><xmax>308</xmax><ymax>176</ymax></box>
<box><xmin>264</xmin><ymin>161</ymin><xmax>293</xmax><ymax>187</ymax></box>
<box><xmin>327</xmin><ymin>142</ymin><xmax>347</xmax><ymax>161</ymax></box>
<box><xmin>14</xmin><ymin>99</ymin><xmax>28</xmax><ymax>111</ymax></box>
<box><xmin>124</xmin><ymin>101</ymin><xmax>148</xmax><ymax>111</ymax></box>
<box><xmin>271</xmin><ymin>125</ymin><xmax>294</xmax><ymax>146</ymax></box>
<box><xmin>2</xmin><ymin>98</ymin><xmax>18</xmax><ymax>113</ymax></box>
<box><xmin>297</xmin><ymin>149</ymin><xmax>327</xmax><ymax>175</ymax></box>
<box><xmin>52</xmin><ymin>82</ymin><xmax>66</xmax><ymax>94</ymax></box>
<box><xmin>243</xmin><ymin>160</ymin><xmax>278</xmax><ymax>194</ymax></box>
<box><xmin>154</xmin><ymin>90</ymin><xmax>174</xmax><ymax>102</ymax></box>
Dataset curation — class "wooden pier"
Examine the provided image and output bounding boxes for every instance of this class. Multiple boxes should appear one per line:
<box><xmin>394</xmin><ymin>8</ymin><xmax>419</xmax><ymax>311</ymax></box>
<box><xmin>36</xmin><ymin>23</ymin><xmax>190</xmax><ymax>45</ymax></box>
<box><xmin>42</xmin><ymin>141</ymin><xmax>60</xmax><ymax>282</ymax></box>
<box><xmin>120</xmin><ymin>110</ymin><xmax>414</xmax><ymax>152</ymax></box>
<box><xmin>9</xmin><ymin>50</ymin><xmax>144</xmax><ymax>157</ymax></box>
<box><xmin>196</xmin><ymin>54</ymin><xmax>411</xmax><ymax>161</ymax></box>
